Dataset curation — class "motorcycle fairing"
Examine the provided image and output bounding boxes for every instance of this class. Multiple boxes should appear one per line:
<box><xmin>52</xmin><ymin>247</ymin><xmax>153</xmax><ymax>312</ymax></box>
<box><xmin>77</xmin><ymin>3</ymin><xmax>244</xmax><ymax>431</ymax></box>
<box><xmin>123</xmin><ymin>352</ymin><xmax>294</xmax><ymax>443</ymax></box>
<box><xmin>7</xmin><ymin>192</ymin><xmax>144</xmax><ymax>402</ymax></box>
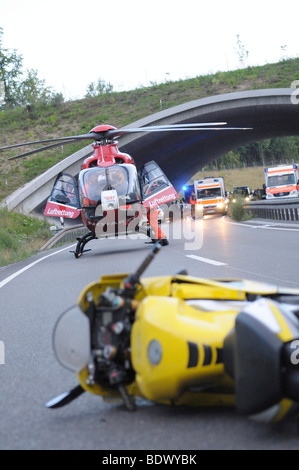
<box><xmin>53</xmin><ymin>271</ymin><xmax>299</xmax><ymax>420</ymax></box>
<box><xmin>223</xmin><ymin>298</ymin><xmax>299</xmax><ymax>422</ymax></box>
<box><xmin>131</xmin><ymin>295</ymin><xmax>236</xmax><ymax>403</ymax></box>
<box><xmin>44</xmin><ymin>172</ymin><xmax>81</xmax><ymax>219</ymax></box>
<box><xmin>74</xmin><ymin>274</ymin><xmax>249</xmax><ymax>406</ymax></box>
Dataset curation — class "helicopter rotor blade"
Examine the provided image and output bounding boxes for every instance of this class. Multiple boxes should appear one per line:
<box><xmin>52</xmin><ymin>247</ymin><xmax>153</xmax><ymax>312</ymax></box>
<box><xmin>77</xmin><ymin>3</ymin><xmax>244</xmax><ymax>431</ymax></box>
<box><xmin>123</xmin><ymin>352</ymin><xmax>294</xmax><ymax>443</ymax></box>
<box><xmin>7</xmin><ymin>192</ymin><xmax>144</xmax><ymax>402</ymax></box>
<box><xmin>0</xmin><ymin>122</ymin><xmax>250</xmax><ymax>151</ymax></box>
<box><xmin>1</xmin><ymin>122</ymin><xmax>252</xmax><ymax>160</ymax></box>
<box><xmin>0</xmin><ymin>132</ymin><xmax>103</xmax><ymax>152</ymax></box>
<box><xmin>8</xmin><ymin>139</ymin><xmax>79</xmax><ymax>160</ymax></box>
<box><xmin>107</xmin><ymin>124</ymin><xmax>252</xmax><ymax>138</ymax></box>
<box><xmin>117</xmin><ymin>122</ymin><xmax>229</xmax><ymax>131</ymax></box>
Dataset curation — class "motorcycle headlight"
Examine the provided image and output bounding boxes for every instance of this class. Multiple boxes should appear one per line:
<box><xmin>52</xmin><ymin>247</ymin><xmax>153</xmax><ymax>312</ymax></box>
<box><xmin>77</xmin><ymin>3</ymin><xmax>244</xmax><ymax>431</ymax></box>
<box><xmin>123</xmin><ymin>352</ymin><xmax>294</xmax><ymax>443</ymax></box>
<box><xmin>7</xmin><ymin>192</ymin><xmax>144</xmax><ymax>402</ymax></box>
<box><xmin>147</xmin><ymin>339</ymin><xmax>162</xmax><ymax>366</ymax></box>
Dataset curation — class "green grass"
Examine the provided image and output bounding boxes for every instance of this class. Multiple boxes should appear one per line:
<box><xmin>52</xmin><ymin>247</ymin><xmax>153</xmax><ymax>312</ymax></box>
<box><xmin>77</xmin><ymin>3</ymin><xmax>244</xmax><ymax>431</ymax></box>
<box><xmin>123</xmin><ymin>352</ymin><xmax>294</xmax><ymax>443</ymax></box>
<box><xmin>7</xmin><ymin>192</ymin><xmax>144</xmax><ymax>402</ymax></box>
<box><xmin>0</xmin><ymin>209</ymin><xmax>52</xmax><ymax>267</ymax></box>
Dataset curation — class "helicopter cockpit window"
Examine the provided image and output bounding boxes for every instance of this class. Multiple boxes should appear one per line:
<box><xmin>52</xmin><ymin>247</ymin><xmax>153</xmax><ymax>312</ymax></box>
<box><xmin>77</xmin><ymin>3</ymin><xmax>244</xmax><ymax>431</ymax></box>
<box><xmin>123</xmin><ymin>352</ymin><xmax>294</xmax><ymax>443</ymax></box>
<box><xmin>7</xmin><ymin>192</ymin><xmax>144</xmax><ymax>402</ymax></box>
<box><xmin>109</xmin><ymin>167</ymin><xmax>129</xmax><ymax>196</ymax></box>
<box><xmin>50</xmin><ymin>174</ymin><xmax>78</xmax><ymax>207</ymax></box>
<box><xmin>111</xmin><ymin>165</ymin><xmax>142</xmax><ymax>203</ymax></box>
<box><xmin>80</xmin><ymin>169</ymin><xmax>109</xmax><ymax>206</ymax></box>
<box><xmin>140</xmin><ymin>162</ymin><xmax>169</xmax><ymax>197</ymax></box>
<box><xmin>79</xmin><ymin>165</ymin><xmax>141</xmax><ymax>207</ymax></box>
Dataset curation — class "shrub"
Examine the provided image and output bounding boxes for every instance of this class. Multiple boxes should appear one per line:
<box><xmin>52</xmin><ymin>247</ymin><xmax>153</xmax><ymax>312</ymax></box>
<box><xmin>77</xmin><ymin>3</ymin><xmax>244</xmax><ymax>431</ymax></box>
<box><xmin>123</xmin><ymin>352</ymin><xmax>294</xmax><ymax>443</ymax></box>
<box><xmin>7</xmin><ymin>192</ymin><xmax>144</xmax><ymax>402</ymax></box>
<box><xmin>230</xmin><ymin>197</ymin><xmax>246</xmax><ymax>221</ymax></box>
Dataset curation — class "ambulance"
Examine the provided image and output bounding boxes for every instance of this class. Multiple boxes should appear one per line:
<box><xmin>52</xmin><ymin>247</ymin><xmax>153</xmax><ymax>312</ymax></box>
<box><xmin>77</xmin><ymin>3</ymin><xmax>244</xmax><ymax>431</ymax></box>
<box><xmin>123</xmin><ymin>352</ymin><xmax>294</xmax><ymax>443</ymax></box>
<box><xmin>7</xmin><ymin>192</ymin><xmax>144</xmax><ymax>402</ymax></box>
<box><xmin>193</xmin><ymin>177</ymin><xmax>228</xmax><ymax>215</ymax></box>
<box><xmin>264</xmin><ymin>164</ymin><xmax>299</xmax><ymax>199</ymax></box>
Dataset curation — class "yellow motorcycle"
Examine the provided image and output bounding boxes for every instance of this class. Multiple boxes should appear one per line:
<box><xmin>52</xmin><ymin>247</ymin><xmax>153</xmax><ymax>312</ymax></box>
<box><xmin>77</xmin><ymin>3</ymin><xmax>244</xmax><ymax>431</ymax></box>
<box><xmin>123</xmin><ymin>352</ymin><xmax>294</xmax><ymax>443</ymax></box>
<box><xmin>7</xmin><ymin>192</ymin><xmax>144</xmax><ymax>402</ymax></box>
<box><xmin>47</xmin><ymin>243</ymin><xmax>299</xmax><ymax>423</ymax></box>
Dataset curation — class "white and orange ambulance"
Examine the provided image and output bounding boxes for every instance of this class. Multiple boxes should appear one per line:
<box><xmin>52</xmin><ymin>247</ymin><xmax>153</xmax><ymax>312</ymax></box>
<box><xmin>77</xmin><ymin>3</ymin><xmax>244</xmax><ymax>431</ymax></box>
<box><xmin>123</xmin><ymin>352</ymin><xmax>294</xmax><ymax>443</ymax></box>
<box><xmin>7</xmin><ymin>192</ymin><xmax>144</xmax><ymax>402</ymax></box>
<box><xmin>264</xmin><ymin>164</ymin><xmax>299</xmax><ymax>199</ymax></box>
<box><xmin>193</xmin><ymin>177</ymin><xmax>228</xmax><ymax>215</ymax></box>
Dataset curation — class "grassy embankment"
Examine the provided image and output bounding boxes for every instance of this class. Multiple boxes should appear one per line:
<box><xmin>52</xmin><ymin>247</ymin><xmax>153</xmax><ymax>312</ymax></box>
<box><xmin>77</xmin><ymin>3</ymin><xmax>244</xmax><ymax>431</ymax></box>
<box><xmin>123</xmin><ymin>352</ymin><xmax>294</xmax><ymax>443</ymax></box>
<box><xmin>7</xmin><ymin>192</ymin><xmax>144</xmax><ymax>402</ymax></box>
<box><xmin>0</xmin><ymin>209</ymin><xmax>52</xmax><ymax>267</ymax></box>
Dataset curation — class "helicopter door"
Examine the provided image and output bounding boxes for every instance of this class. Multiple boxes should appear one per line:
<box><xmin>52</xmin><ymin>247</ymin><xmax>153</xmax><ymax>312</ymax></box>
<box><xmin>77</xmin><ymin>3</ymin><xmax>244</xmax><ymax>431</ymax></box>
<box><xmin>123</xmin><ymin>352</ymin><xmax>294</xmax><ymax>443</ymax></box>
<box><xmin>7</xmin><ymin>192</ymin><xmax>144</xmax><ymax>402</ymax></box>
<box><xmin>140</xmin><ymin>161</ymin><xmax>179</xmax><ymax>208</ymax></box>
<box><xmin>44</xmin><ymin>172</ymin><xmax>81</xmax><ymax>219</ymax></box>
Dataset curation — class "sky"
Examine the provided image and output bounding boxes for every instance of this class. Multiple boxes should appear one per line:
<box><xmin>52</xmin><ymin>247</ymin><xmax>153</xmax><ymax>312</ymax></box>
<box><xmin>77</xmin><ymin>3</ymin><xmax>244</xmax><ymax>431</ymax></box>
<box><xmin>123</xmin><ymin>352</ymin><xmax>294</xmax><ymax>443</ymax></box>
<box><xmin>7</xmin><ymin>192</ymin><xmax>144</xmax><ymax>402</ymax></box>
<box><xmin>0</xmin><ymin>0</ymin><xmax>298</xmax><ymax>101</ymax></box>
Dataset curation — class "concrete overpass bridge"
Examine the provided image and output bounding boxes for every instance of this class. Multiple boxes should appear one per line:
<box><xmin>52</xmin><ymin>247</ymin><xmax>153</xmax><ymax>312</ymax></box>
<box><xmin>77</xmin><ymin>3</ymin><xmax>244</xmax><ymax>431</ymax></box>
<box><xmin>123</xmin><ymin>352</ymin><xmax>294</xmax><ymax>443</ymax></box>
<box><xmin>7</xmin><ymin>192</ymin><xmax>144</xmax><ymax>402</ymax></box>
<box><xmin>1</xmin><ymin>88</ymin><xmax>299</xmax><ymax>216</ymax></box>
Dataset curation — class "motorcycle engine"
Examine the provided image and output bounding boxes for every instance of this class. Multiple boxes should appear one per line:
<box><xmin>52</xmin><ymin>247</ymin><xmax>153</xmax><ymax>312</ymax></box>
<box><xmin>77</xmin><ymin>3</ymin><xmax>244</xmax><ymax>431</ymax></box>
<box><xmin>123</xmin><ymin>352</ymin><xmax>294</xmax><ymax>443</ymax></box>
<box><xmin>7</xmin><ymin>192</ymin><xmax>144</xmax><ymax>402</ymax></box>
<box><xmin>88</xmin><ymin>288</ymin><xmax>135</xmax><ymax>391</ymax></box>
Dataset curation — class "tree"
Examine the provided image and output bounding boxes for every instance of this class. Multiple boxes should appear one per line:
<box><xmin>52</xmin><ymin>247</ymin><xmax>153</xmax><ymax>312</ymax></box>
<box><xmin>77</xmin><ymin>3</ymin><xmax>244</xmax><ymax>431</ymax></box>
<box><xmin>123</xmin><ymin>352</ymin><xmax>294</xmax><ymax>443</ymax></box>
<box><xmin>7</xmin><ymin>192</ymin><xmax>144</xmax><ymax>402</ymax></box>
<box><xmin>50</xmin><ymin>92</ymin><xmax>64</xmax><ymax>107</ymax></box>
<box><xmin>85</xmin><ymin>78</ymin><xmax>113</xmax><ymax>97</ymax></box>
<box><xmin>0</xmin><ymin>28</ymin><xmax>63</xmax><ymax>111</ymax></box>
<box><xmin>0</xmin><ymin>27</ymin><xmax>23</xmax><ymax>108</ymax></box>
<box><xmin>268</xmin><ymin>137</ymin><xmax>299</xmax><ymax>163</ymax></box>
<box><xmin>14</xmin><ymin>69</ymin><xmax>53</xmax><ymax>110</ymax></box>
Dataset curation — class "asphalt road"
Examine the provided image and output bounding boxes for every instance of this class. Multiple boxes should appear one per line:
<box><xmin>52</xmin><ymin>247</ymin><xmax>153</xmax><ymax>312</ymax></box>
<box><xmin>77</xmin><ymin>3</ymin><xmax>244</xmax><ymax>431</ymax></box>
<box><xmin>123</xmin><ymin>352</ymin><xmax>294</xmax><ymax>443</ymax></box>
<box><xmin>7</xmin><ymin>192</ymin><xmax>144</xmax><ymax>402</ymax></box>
<box><xmin>1</xmin><ymin>215</ymin><xmax>299</xmax><ymax>450</ymax></box>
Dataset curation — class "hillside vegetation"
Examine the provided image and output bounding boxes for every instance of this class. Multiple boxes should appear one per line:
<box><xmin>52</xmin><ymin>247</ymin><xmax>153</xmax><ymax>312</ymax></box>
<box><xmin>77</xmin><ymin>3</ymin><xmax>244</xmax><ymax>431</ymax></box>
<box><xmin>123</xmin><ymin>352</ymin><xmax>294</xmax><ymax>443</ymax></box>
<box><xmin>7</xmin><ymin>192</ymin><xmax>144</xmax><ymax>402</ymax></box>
<box><xmin>0</xmin><ymin>57</ymin><xmax>299</xmax><ymax>201</ymax></box>
<box><xmin>0</xmin><ymin>208</ymin><xmax>52</xmax><ymax>266</ymax></box>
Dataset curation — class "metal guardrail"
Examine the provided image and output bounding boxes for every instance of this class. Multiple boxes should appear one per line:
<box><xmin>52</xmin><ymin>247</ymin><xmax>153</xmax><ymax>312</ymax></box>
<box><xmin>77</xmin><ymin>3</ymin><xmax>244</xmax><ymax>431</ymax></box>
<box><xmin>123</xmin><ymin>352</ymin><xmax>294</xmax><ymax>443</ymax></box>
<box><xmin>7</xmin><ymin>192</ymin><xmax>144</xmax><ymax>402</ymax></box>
<box><xmin>39</xmin><ymin>222</ymin><xmax>152</xmax><ymax>251</ymax></box>
<box><xmin>245</xmin><ymin>198</ymin><xmax>299</xmax><ymax>222</ymax></box>
<box><xmin>40</xmin><ymin>224</ymin><xmax>88</xmax><ymax>251</ymax></box>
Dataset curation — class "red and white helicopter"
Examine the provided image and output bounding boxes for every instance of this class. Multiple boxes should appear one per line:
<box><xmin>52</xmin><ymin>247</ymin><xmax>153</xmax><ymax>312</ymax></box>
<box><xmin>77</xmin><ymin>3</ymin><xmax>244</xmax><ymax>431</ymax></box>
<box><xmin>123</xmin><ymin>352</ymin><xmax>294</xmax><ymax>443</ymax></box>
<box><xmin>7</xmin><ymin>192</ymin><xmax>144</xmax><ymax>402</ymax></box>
<box><xmin>1</xmin><ymin>122</ymin><xmax>250</xmax><ymax>257</ymax></box>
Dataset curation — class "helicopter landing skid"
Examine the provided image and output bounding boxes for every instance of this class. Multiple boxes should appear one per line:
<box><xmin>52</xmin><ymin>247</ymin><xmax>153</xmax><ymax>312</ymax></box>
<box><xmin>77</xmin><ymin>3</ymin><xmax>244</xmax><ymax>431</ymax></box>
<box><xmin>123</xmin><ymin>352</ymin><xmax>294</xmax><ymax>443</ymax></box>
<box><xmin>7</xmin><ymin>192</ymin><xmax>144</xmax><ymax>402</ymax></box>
<box><xmin>70</xmin><ymin>231</ymin><xmax>96</xmax><ymax>258</ymax></box>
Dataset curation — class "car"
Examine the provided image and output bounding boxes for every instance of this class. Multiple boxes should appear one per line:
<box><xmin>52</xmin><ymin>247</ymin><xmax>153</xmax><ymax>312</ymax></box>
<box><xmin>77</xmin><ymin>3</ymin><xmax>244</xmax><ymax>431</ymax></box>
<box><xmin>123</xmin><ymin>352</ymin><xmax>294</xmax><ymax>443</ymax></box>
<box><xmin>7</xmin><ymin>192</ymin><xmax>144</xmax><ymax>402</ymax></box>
<box><xmin>231</xmin><ymin>186</ymin><xmax>252</xmax><ymax>203</ymax></box>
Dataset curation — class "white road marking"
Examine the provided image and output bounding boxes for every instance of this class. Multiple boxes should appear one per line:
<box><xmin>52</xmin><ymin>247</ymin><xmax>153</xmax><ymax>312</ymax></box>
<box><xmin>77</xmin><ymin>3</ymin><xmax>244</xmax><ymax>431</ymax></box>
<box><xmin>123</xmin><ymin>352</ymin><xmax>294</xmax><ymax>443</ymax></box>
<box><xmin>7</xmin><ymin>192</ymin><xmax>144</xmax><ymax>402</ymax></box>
<box><xmin>0</xmin><ymin>245</ymin><xmax>75</xmax><ymax>289</ymax></box>
<box><xmin>222</xmin><ymin>216</ymin><xmax>299</xmax><ymax>231</ymax></box>
<box><xmin>186</xmin><ymin>254</ymin><xmax>227</xmax><ymax>266</ymax></box>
